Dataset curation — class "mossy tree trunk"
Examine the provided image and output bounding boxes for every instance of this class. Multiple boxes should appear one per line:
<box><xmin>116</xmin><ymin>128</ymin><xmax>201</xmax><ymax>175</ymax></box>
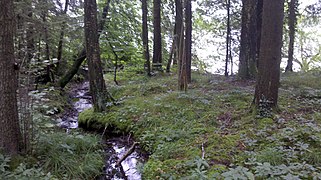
<box><xmin>0</xmin><ymin>0</ymin><xmax>22</xmax><ymax>155</ymax></box>
<box><xmin>254</xmin><ymin>0</ymin><xmax>285</xmax><ymax>108</ymax></box>
<box><xmin>84</xmin><ymin>0</ymin><xmax>107</xmax><ymax>112</ymax></box>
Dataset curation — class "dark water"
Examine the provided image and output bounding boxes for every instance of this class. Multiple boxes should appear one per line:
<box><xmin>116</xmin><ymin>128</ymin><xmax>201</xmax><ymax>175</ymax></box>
<box><xmin>59</xmin><ymin>81</ymin><xmax>142</xmax><ymax>180</ymax></box>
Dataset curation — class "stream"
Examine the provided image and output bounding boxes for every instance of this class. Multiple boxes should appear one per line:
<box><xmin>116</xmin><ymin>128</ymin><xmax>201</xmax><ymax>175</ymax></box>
<box><xmin>58</xmin><ymin>81</ymin><xmax>142</xmax><ymax>180</ymax></box>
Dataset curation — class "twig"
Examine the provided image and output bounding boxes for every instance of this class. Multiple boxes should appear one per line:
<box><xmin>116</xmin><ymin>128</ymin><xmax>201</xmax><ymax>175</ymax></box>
<box><xmin>201</xmin><ymin>142</ymin><xmax>205</xmax><ymax>159</ymax></box>
<box><xmin>115</xmin><ymin>142</ymin><xmax>138</xmax><ymax>167</ymax></box>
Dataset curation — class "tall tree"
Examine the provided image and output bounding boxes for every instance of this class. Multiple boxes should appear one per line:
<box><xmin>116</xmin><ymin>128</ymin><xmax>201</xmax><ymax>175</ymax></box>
<box><xmin>57</xmin><ymin>0</ymin><xmax>70</xmax><ymax>75</ymax></box>
<box><xmin>0</xmin><ymin>0</ymin><xmax>21</xmax><ymax>155</ymax></box>
<box><xmin>58</xmin><ymin>0</ymin><xmax>111</xmax><ymax>89</ymax></box>
<box><xmin>152</xmin><ymin>0</ymin><xmax>162</xmax><ymax>71</ymax></box>
<box><xmin>238</xmin><ymin>0</ymin><xmax>258</xmax><ymax>79</ymax></box>
<box><xmin>256</xmin><ymin>0</ymin><xmax>263</xmax><ymax>63</ymax></box>
<box><xmin>285</xmin><ymin>0</ymin><xmax>298</xmax><ymax>72</ymax></box>
<box><xmin>185</xmin><ymin>0</ymin><xmax>192</xmax><ymax>83</ymax></box>
<box><xmin>84</xmin><ymin>0</ymin><xmax>107</xmax><ymax>112</ymax></box>
<box><xmin>254</xmin><ymin>0</ymin><xmax>285</xmax><ymax>108</ymax></box>
<box><xmin>225</xmin><ymin>0</ymin><xmax>231</xmax><ymax>77</ymax></box>
<box><xmin>142</xmin><ymin>0</ymin><xmax>151</xmax><ymax>76</ymax></box>
<box><xmin>174</xmin><ymin>0</ymin><xmax>183</xmax><ymax>66</ymax></box>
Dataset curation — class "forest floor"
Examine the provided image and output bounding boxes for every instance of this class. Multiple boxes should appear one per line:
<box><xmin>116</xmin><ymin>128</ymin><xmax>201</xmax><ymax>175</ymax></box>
<box><xmin>78</xmin><ymin>70</ymin><xmax>321</xmax><ymax>179</ymax></box>
<box><xmin>2</xmin><ymin>70</ymin><xmax>321</xmax><ymax>179</ymax></box>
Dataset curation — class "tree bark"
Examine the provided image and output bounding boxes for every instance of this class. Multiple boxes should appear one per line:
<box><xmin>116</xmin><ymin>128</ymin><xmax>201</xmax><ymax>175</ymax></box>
<box><xmin>225</xmin><ymin>0</ymin><xmax>231</xmax><ymax>77</ymax></box>
<box><xmin>142</xmin><ymin>0</ymin><xmax>151</xmax><ymax>76</ymax></box>
<box><xmin>174</xmin><ymin>0</ymin><xmax>183</xmax><ymax>66</ymax></box>
<box><xmin>84</xmin><ymin>0</ymin><xmax>108</xmax><ymax>112</ymax></box>
<box><xmin>0</xmin><ymin>0</ymin><xmax>21</xmax><ymax>155</ymax></box>
<box><xmin>254</xmin><ymin>0</ymin><xmax>285</xmax><ymax>108</ymax></box>
<box><xmin>256</xmin><ymin>0</ymin><xmax>263</xmax><ymax>67</ymax></box>
<box><xmin>185</xmin><ymin>0</ymin><xmax>192</xmax><ymax>83</ymax></box>
<box><xmin>238</xmin><ymin>0</ymin><xmax>258</xmax><ymax>79</ymax></box>
<box><xmin>285</xmin><ymin>0</ymin><xmax>298</xmax><ymax>72</ymax></box>
<box><xmin>152</xmin><ymin>0</ymin><xmax>162</xmax><ymax>71</ymax></box>
<box><xmin>58</xmin><ymin>0</ymin><xmax>111</xmax><ymax>89</ymax></box>
<box><xmin>57</xmin><ymin>0</ymin><xmax>69</xmax><ymax>75</ymax></box>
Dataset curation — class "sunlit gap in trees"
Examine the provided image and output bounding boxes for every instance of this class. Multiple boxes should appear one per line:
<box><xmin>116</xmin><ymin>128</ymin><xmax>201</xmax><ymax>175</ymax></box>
<box><xmin>193</xmin><ymin>0</ymin><xmax>321</xmax><ymax>74</ymax></box>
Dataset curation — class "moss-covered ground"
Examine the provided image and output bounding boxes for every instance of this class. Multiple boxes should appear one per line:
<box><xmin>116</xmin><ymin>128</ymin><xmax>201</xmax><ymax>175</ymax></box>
<box><xmin>78</xmin><ymin>71</ymin><xmax>321</xmax><ymax>179</ymax></box>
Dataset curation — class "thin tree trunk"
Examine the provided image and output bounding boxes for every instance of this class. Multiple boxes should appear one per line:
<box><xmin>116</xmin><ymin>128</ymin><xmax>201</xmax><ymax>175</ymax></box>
<box><xmin>142</xmin><ymin>0</ymin><xmax>151</xmax><ymax>76</ymax></box>
<box><xmin>185</xmin><ymin>0</ymin><xmax>192</xmax><ymax>83</ymax></box>
<box><xmin>285</xmin><ymin>0</ymin><xmax>298</xmax><ymax>72</ymax></box>
<box><xmin>225</xmin><ymin>0</ymin><xmax>231</xmax><ymax>77</ymax></box>
<box><xmin>166</xmin><ymin>39</ymin><xmax>175</xmax><ymax>72</ymax></box>
<box><xmin>175</xmin><ymin>0</ymin><xmax>183</xmax><ymax>66</ymax></box>
<box><xmin>57</xmin><ymin>0</ymin><xmax>69</xmax><ymax>75</ymax></box>
<box><xmin>0</xmin><ymin>0</ymin><xmax>21</xmax><ymax>155</ymax></box>
<box><xmin>58</xmin><ymin>0</ymin><xmax>111</xmax><ymax>89</ymax></box>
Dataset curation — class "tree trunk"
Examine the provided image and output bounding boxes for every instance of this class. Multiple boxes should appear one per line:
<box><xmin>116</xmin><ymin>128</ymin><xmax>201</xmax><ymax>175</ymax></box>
<box><xmin>152</xmin><ymin>0</ymin><xmax>162</xmax><ymax>71</ymax></box>
<box><xmin>285</xmin><ymin>0</ymin><xmax>298</xmax><ymax>72</ymax></box>
<box><xmin>57</xmin><ymin>0</ymin><xmax>69</xmax><ymax>75</ymax></box>
<box><xmin>166</xmin><ymin>39</ymin><xmax>175</xmax><ymax>73</ymax></box>
<box><xmin>26</xmin><ymin>5</ymin><xmax>35</xmax><ymax>64</ymax></box>
<box><xmin>175</xmin><ymin>0</ymin><xmax>183</xmax><ymax>72</ymax></box>
<box><xmin>0</xmin><ymin>0</ymin><xmax>21</xmax><ymax>155</ymax></box>
<box><xmin>58</xmin><ymin>0</ymin><xmax>111</xmax><ymax>89</ymax></box>
<box><xmin>142</xmin><ymin>0</ymin><xmax>151</xmax><ymax>76</ymax></box>
<box><xmin>238</xmin><ymin>0</ymin><xmax>258</xmax><ymax>79</ymax></box>
<box><xmin>254</xmin><ymin>0</ymin><xmax>285</xmax><ymax>108</ymax></box>
<box><xmin>174</xmin><ymin>0</ymin><xmax>183</xmax><ymax>66</ymax></box>
<box><xmin>84</xmin><ymin>0</ymin><xmax>108</xmax><ymax>112</ymax></box>
<box><xmin>225</xmin><ymin>0</ymin><xmax>231</xmax><ymax>77</ymax></box>
<box><xmin>185</xmin><ymin>0</ymin><xmax>192</xmax><ymax>83</ymax></box>
<box><xmin>256</xmin><ymin>0</ymin><xmax>263</xmax><ymax>66</ymax></box>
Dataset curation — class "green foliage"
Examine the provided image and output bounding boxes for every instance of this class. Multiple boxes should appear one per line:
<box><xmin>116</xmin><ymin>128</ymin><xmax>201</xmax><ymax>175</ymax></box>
<box><xmin>0</xmin><ymin>154</ymin><xmax>55</xmax><ymax>179</ymax></box>
<box><xmin>36</xmin><ymin>131</ymin><xmax>104</xmax><ymax>179</ymax></box>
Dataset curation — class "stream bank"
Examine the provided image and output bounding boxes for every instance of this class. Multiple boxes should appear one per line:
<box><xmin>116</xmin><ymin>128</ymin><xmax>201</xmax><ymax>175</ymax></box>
<box><xmin>59</xmin><ymin>81</ymin><xmax>144</xmax><ymax>180</ymax></box>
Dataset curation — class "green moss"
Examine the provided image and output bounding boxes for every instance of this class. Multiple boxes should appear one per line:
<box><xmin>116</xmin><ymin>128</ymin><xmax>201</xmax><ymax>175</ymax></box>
<box><xmin>78</xmin><ymin>108</ymin><xmax>132</xmax><ymax>133</ymax></box>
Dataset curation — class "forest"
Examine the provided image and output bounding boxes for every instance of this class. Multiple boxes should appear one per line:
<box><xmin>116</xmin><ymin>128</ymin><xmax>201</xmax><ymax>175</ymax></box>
<box><xmin>1</xmin><ymin>0</ymin><xmax>321</xmax><ymax>179</ymax></box>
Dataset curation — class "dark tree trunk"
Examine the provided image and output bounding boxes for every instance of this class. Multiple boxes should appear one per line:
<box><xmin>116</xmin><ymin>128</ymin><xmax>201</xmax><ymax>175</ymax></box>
<box><xmin>152</xmin><ymin>0</ymin><xmax>162</xmax><ymax>71</ymax></box>
<box><xmin>0</xmin><ymin>0</ymin><xmax>21</xmax><ymax>155</ymax></box>
<box><xmin>254</xmin><ymin>0</ymin><xmax>285</xmax><ymax>108</ymax></box>
<box><xmin>185</xmin><ymin>0</ymin><xmax>192</xmax><ymax>83</ymax></box>
<box><xmin>58</xmin><ymin>0</ymin><xmax>111</xmax><ymax>89</ymax></box>
<box><xmin>166</xmin><ymin>39</ymin><xmax>175</xmax><ymax>73</ymax></box>
<box><xmin>238</xmin><ymin>0</ymin><xmax>258</xmax><ymax>79</ymax></box>
<box><xmin>57</xmin><ymin>0</ymin><xmax>69</xmax><ymax>75</ymax></box>
<box><xmin>174</xmin><ymin>0</ymin><xmax>183</xmax><ymax>66</ymax></box>
<box><xmin>42</xmin><ymin>12</ymin><xmax>50</xmax><ymax>61</ymax></box>
<box><xmin>256</xmin><ymin>0</ymin><xmax>263</xmax><ymax>66</ymax></box>
<box><xmin>26</xmin><ymin>6</ymin><xmax>34</xmax><ymax>64</ymax></box>
<box><xmin>84</xmin><ymin>0</ymin><xmax>108</xmax><ymax>112</ymax></box>
<box><xmin>285</xmin><ymin>0</ymin><xmax>298</xmax><ymax>72</ymax></box>
<box><xmin>225</xmin><ymin>0</ymin><xmax>231</xmax><ymax>77</ymax></box>
<box><xmin>142</xmin><ymin>0</ymin><xmax>151</xmax><ymax>76</ymax></box>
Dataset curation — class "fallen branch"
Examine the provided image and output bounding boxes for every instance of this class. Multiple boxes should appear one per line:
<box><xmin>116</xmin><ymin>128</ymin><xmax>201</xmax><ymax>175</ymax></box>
<box><xmin>115</xmin><ymin>142</ymin><xmax>138</xmax><ymax>167</ymax></box>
